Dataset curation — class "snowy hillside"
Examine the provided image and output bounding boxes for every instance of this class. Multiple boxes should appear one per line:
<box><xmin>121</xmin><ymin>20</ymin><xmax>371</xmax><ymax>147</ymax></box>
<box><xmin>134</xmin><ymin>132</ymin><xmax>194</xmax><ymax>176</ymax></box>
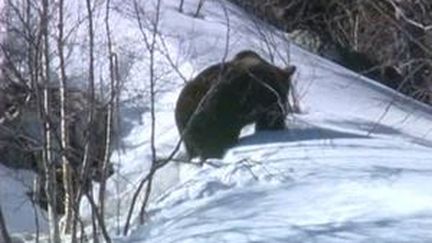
<box><xmin>115</xmin><ymin>1</ymin><xmax>432</xmax><ymax>242</ymax></box>
<box><xmin>1</xmin><ymin>0</ymin><xmax>432</xmax><ymax>242</ymax></box>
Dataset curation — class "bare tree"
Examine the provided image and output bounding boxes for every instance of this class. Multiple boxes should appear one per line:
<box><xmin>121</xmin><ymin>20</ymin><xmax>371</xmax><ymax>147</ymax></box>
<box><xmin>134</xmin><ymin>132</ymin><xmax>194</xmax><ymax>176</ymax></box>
<box><xmin>79</xmin><ymin>0</ymin><xmax>97</xmax><ymax>186</ymax></box>
<box><xmin>98</xmin><ymin>0</ymin><xmax>118</xmax><ymax>234</ymax></box>
<box><xmin>56</xmin><ymin>0</ymin><xmax>75</xmax><ymax>235</ymax></box>
<box><xmin>72</xmin><ymin>1</ymin><xmax>101</xmax><ymax>241</ymax></box>
<box><xmin>41</xmin><ymin>0</ymin><xmax>61</xmax><ymax>241</ymax></box>
<box><xmin>123</xmin><ymin>0</ymin><xmax>163</xmax><ymax>235</ymax></box>
<box><xmin>1</xmin><ymin>0</ymin><xmax>114</xmax><ymax>241</ymax></box>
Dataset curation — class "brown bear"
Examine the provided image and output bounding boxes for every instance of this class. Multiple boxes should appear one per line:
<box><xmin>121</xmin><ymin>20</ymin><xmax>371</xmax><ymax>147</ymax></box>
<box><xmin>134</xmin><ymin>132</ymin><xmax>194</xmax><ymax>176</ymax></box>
<box><xmin>175</xmin><ymin>50</ymin><xmax>296</xmax><ymax>159</ymax></box>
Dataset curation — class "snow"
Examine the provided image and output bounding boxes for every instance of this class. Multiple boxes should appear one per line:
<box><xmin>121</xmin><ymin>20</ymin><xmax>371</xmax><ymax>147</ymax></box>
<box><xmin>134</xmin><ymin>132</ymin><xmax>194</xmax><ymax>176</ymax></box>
<box><xmin>0</xmin><ymin>165</ymin><xmax>48</xmax><ymax>235</ymax></box>
<box><xmin>1</xmin><ymin>0</ymin><xmax>432</xmax><ymax>242</ymax></box>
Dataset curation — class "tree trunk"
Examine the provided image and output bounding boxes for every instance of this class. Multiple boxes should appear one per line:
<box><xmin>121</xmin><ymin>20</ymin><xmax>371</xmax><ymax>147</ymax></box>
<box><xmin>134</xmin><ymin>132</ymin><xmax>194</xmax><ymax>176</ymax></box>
<box><xmin>57</xmin><ymin>0</ymin><xmax>74</xmax><ymax>235</ymax></box>
<box><xmin>179</xmin><ymin>0</ymin><xmax>184</xmax><ymax>12</ymax></box>
<box><xmin>194</xmin><ymin>0</ymin><xmax>205</xmax><ymax>17</ymax></box>
<box><xmin>0</xmin><ymin>205</ymin><xmax>11</xmax><ymax>243</ymax></box>
<box><xmin>41</xmin><ymin>0</ymin><xmax>61</xmax><ymax>241</ymax></box>
<box><xmin>99</xmin><ymin>0</ymin><xmax>116</xmax><ymax>221</ymax></box>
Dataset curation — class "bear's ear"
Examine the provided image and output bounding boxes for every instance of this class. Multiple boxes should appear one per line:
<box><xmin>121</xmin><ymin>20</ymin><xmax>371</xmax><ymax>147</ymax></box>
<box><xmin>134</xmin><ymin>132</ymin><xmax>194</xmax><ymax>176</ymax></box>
<box><xmin>284</xmin><ymin>65</ymin><xmax>296</xmax><ymax>76</ymax></box>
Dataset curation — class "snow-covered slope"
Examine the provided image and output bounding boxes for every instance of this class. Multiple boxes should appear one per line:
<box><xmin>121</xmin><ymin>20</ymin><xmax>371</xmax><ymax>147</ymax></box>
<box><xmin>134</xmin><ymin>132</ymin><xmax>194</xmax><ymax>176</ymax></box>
<box><xmin>1</xmin><ymin>0</ymin><xmax>432</xmax><ymax>242</ymax></box>
<box><xmin>114</xmin><ymin>1</ymin><xmax>432</xmax><ymax>242</ymax></box>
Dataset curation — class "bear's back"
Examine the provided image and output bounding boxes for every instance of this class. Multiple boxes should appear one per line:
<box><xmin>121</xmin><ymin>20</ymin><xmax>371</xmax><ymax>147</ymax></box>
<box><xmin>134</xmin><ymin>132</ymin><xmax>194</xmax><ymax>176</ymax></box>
<box><xmin>175</xmin><ymin>63</ymin><xmax>226</xmax><ymax>132</ymax></box>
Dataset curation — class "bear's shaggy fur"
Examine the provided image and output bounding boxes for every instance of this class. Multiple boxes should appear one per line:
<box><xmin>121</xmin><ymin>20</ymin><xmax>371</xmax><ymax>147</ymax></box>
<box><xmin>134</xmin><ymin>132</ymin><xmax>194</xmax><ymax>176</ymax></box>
<box><xmin>175</xmin><ymin>50</ymin><xmax>296</xmax><ymax>159</ymax></box>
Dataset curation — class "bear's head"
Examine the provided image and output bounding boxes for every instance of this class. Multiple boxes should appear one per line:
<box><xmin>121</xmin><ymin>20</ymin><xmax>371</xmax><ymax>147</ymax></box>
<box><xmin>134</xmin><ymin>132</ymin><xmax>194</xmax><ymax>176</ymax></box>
<box><xmin>232</xmin><ymin>50</ymin><xmax>295</xmax><ymax>94</ymax></box>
